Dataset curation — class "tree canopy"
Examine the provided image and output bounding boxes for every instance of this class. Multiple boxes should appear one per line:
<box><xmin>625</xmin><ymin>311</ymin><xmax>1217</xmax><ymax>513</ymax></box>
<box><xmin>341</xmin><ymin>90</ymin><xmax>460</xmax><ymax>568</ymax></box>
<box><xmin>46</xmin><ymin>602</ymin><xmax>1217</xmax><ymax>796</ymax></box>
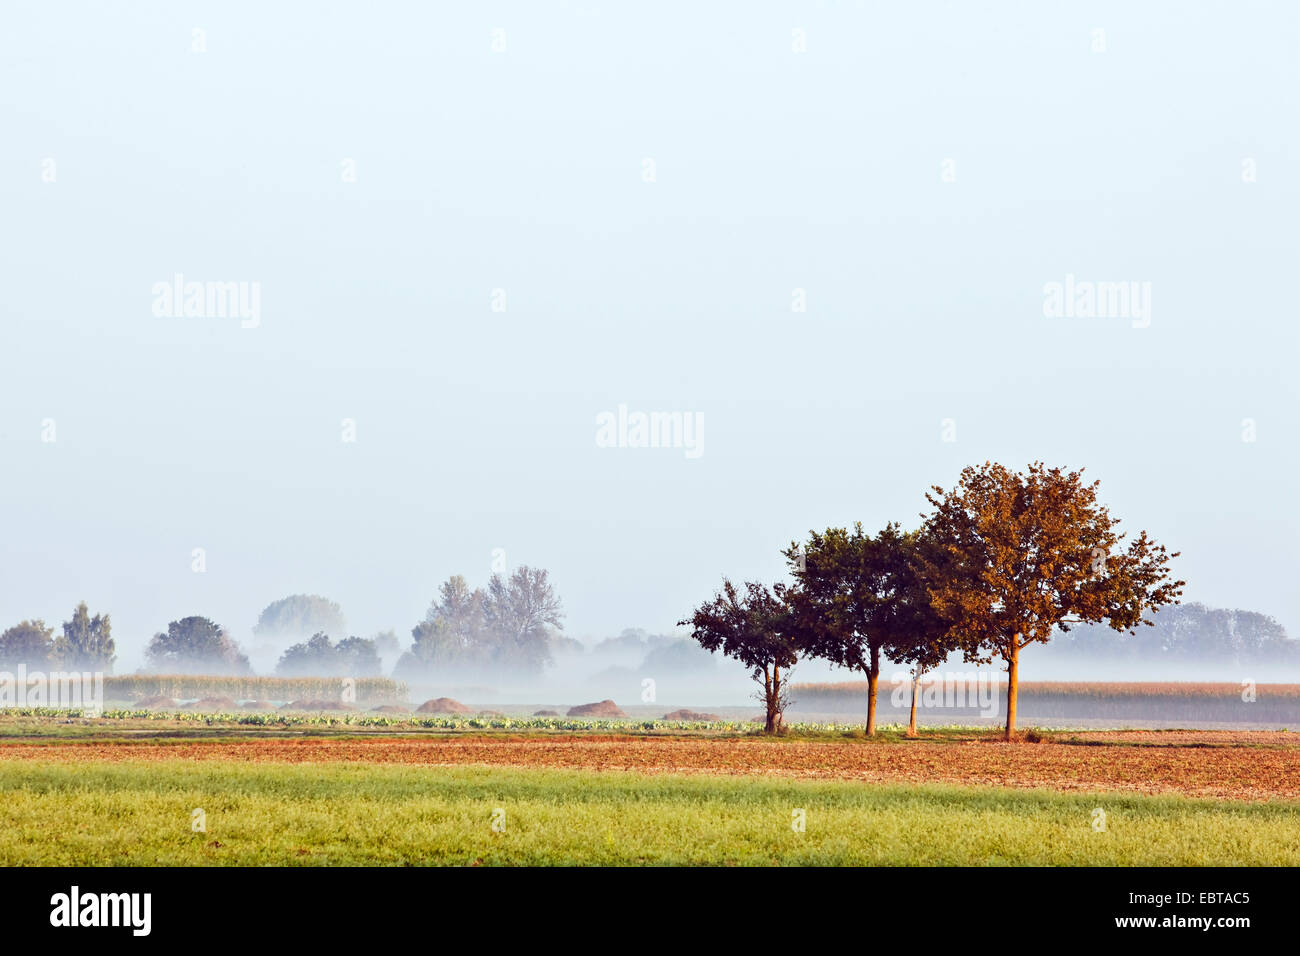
<box><xmin>0</xmin><ymin>620</ymin><xmax>56</xmax><ymax>669</ymax></box>
<box><xmin>276</xmin><ymin>633</ymin><xmax>382</xmax><ymax>676</ymax></box>
<box><xmin>922</xmin><ymin>461</ymin><xmax>1183</xmax><ymax>737</ymax></box>
<box><xmin>146</xmin><ymin>617</ymin><xmax>251</xmax><ymax>675</ymax></box>
<box><xmin>679</xmin><ymin>579</ymin><xmax>797</xmax><ymax>733</ymax></box>
<box><xmin>398</xmin><ymin>567</ymin><xmax>565</xmax><ymax>677</ymax></box>
<box><xmin>783</xmin><ymin>523</ymin><xmax>950</xmax><ymax>734</ymax></box>
<box><xmin>54</xmin><ymin>601</ymin><xmax>115</xmax><ymax>671</ymax></box>
<box><xmin>253</xmin><ymin>595</ymin><xmax>347</xmax><ymax>642</ymax></box>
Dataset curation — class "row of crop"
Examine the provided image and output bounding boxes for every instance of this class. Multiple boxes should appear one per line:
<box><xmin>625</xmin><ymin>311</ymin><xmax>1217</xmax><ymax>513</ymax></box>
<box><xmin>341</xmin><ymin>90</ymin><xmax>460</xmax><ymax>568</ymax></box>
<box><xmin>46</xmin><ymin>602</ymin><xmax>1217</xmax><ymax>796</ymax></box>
<box><xmin>0</xmin><ymin>706</ymin><xmax>857</xmax><ymax>733</ymax></box>
<box><xmin>103</xmin><ymin>675</ymin><xmax>407</xmax><ymax>705</ymax></box>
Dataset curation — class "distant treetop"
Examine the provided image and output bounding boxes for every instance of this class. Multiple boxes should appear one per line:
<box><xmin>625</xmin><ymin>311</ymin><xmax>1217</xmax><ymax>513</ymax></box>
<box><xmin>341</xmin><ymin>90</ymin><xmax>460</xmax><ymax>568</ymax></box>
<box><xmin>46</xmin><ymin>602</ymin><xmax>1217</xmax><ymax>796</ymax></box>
<box><xmin>253</xmin><ymin>594</ymin><xmax>347</xmax><ymax>641</ymax></box>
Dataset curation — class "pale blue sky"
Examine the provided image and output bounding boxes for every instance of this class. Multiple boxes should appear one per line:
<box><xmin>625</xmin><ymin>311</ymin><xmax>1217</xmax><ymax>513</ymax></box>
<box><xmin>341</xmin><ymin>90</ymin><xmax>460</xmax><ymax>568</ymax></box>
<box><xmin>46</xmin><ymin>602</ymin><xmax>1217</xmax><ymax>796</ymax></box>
<box><xmin>2</xmin><ymin>2</ymin><xmax>1296</xmax><ymax>674</ymax></box>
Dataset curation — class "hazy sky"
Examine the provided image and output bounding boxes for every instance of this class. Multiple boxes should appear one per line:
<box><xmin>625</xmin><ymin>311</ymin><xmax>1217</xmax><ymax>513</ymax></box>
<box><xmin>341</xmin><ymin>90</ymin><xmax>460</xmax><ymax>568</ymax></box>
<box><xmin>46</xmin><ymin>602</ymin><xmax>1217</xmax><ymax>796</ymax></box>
<box><xmin>2</xmin><ymin>2</ymin><xmax>1296</xmax><ymax>673</ymax></box>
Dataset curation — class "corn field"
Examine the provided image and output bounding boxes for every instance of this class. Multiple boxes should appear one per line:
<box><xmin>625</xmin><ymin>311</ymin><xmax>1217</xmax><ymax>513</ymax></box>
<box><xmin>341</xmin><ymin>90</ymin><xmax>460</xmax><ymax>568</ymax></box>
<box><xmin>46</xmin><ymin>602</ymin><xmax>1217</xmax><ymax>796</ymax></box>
<box><xmin>790</xmin><ymin>680</ymin><xmax>1300</xmax><ymax>722</ymax></box>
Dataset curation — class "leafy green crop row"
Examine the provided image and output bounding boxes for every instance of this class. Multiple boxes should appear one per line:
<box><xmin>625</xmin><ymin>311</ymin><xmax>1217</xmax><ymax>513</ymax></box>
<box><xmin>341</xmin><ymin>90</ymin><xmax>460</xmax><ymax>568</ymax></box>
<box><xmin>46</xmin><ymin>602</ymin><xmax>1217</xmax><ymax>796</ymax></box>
<box><xmin>102</xmin><ymin>675</ymin><xmax>407</xmax><ymax>704</ymax></box>
<box><xmin>0</xmin><ymin>706</ymin><xmax>878</xmax><ymax>734</ymax></box>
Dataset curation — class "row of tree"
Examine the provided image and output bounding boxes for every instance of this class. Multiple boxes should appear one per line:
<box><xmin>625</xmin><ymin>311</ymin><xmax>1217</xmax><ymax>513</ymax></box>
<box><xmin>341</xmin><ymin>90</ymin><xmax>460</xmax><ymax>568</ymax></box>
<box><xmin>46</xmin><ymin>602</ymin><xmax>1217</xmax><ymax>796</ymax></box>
<box><xmin>240</xmin><ymin>570</ymin><xmax>569</xmax><ymax>678</ymax></box>
<box><xmin>0</xmin><ymin>567</ymin><xmax>568</xmax><ymax>678</ymax></box>
<box><xmin>147</xmin><ymin>618</ymin><xmax>395</xmax><ymax>676</ymax></box>
<box><xmin>681</xmin><ymin>462</ymin><xmax>1185</xmax><ymax>739</ymax></box>
<box><xmin>1045</xmin><ymin>602</ymin><xmax>1297</xmax><ymax>664</ymax></box>
<box><xmin>0</xmin><ymin>602</ymin><xmax>115</xmax><ymax>671</ymax></box>
<box><xmin>274</xmin><ymin>632</ymin><xmax>384</xmax><ymax>677</ymax></box>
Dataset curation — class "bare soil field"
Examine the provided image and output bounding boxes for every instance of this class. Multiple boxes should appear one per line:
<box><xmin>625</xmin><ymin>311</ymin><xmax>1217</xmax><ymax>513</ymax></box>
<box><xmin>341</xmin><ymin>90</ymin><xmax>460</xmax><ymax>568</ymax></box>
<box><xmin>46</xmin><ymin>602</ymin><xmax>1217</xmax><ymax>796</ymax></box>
<box><xmin>2</xmin><ymin>731</ymin><xmax>1296</xmax><ymax>802</ymax></box>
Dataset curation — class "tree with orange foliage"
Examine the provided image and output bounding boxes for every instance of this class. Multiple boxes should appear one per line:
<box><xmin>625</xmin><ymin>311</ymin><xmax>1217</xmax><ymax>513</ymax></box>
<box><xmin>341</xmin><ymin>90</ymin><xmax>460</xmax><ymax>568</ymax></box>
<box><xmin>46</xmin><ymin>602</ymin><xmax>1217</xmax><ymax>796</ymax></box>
<box><xmin>922</xmin><ymin>462</ymin><xmax>1184</xmax><ymax>740</ymax></box>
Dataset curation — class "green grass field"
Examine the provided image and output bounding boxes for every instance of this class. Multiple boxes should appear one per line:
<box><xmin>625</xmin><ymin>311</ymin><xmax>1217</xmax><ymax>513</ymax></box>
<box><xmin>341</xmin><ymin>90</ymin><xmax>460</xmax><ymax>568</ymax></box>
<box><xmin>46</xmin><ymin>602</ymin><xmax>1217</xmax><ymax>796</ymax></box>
<box><xmin>2</xmin><ymin>758</ymin><xmax>1296</xmax><ymax>866</ymax></box>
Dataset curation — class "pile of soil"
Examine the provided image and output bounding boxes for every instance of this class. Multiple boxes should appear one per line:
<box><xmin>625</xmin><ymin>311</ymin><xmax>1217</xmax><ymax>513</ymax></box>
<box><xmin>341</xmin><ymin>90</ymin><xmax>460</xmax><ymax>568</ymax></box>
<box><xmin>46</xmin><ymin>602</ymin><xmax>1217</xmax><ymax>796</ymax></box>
<box><xmin>282</xmin><ymin>699</ymin><xmax>355</xmax><ymax>711</ymax></box>
<box><xmin>240</xmin><ymin>700</ymin><xmax>275</xmax><ymax>710</ymax></box>
<box><xmin>567</xmin><ymin>699</ymin><xmax>626</xmax><ymax>718</ymax></box>
<box><xmin>136</xmin><ymin>695</ymin><xmax>176</xmax><ymax>709</ymax></box>
<box><xmin>662</xmin><ymin>709</ymin><xmax>722</xmax><ymax>721</ymax></box>
<box><xmin>533</xmin><ymin>709</ymin><xmax>560</xmax><ymax>716</ymax></box>
<box><xmin>186</xmin><ymin>696</ymin><xmax>237</xmax><ymax>710</ymax></box>
<box><xmin>477</xmin><ymin>710</ymin><xmax>505</xmax><ymax>717</ymax></box>
<box><xmin>416</xmin><ymin>697</ymin><xmax>474</xmax><ymax>714</ymax></box>
<box><xmin>370</xmin><ymin>705</ymin><xmax>408</xmax><ymax>714</ymax></box>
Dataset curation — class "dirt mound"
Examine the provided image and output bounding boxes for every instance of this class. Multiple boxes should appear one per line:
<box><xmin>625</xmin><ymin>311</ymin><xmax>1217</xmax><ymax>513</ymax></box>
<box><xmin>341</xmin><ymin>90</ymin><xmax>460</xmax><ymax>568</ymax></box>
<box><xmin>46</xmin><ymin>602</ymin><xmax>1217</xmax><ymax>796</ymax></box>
<box><xmin>662</xmin><ymin>709</ymin><xmax>722</xmax><ymax>721</ymax></box>
<box><xmin>533</xmin><ymin>709</ymin><xmax>560</xmax><ymax>716</ymax></box>
<box><xmin>370</xmin><ymin>705</ymin><xmax>408</xmax><ymax>714</ymax></box>
<box><xmin>477</xmin><ymin>710</ymin><xmax>505</xmax><ymax>717</ymax></box>
<box><xmin>241</xmin><ymin>700</ymin><xmax>275</xmax><ymax>710</ymax></box>
<box><xmin>186</xmin><ymin>696</ymin><xmax>237</xmax><ymax>710</ymax></box>
<box><xmin>567</xmin><ymin>699</ymin><xmax>626</xmax><ymax>718</ymax></box>
<box><xmin>282</xmin><ymin>699</ymin><xmax>355</xmax><ymax>711</ymax></box>
<box><xmin>136</xmin><ymin>695</ymin><xmax>176</xmax><ymax>709</ymax></box>
<box><xmin>416</xmin><ymin>697</ymin><xmax>474</xmax><ymax>714</ymax></box>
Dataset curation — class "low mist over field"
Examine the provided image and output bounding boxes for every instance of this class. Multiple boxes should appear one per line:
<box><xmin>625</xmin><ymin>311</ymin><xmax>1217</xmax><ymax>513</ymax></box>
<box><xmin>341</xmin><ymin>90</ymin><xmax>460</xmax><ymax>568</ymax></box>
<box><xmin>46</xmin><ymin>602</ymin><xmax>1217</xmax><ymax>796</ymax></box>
<box><xmin>11</xmin><ymin>587</ymin><xmax>1295</xmax><ymax>713</ymax></box>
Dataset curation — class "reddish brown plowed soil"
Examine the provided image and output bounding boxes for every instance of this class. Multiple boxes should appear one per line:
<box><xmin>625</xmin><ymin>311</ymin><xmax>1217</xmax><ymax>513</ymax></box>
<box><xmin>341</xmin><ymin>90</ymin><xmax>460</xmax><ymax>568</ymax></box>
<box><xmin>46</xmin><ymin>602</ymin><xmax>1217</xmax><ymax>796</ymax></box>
<box><xmin>2</xmin><ymin>733</ymin><xmax>1296</xmax><ymax>801</ymax></box>
<box><xmin>1060</xmin><ymin>730</ymin><xmax>1298</xmax><ymax>746</ymax></box>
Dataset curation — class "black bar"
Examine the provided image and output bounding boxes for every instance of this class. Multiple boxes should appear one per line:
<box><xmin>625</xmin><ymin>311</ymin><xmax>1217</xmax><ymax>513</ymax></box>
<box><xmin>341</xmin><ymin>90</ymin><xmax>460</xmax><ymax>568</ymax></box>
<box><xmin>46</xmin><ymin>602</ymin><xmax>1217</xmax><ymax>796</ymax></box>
<box><xmin>3</xmin><ymin>866</ymin><xmax>1284</xmax><ymax>943</ymax></box>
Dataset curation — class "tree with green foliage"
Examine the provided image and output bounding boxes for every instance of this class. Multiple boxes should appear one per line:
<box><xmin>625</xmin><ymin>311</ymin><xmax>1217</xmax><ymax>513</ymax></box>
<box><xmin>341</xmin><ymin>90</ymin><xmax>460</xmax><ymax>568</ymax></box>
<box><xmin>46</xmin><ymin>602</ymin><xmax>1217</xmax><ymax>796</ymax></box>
<box><xmin>888</xmin><ymin>532</ymin><xmax>959</xmax><ymax>736</ymax></box>
<box><xmin>276</xmin><ymin>633</ymin><xmax>382</xmax><ymax>676</ymax></box>
<box><xmin>253</xmin><ymin>594</ymin><xmax>347</xmax><ymax>642</ymax></box>
<box><xmin>680</xmin><ymin>580</ymin><xmax>798</xmax><ymax>733</ymax></box>
<box><xmin>146</xmin><ymin>616</ymin><xmax>251</xmax><ymax>675</ymax></box>
<box><xmin>400</xmin><ymin>575</ymin><xmax>491</xmax><ymax>673</ymax></box>
<box><xmin>398</xmin><ymin>568</ymin><xmax>566</xmax><ymax>676</ymax></box>
<box><xmin>783</xmin><ymin>523</ymin><xmax>944</xmax><ymax>735</ymax></box>
<box><xmin>54</xmin><ymin>601</ymin><xmax>115</xmax><ymax>672</ymax></box>
<box><xmin>484</xmin><ymin>566</ymin><xmax>564</xmax><ymax>674</ymax></box>
<box><xmin>335</xmin><ymin>636</ymin><xmax>382</xmax><ymax>675</ymax></box>
<box><xmin>275</xmin><ymin>632</ymin><xmax>336</xmax><ymax>675</ymax></box>
<box><xmin>0</xmin><ymin>620</ymin><xmax>56</xmax><ymax>669</ymax></box>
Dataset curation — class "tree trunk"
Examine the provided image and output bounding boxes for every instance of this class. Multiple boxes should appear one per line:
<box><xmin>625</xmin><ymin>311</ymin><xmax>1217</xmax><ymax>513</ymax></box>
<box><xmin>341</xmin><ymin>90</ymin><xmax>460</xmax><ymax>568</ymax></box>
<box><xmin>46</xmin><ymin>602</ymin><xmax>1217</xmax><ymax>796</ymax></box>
<box><xmin>865</xmin><ymin>645</ymin><xmax>881</xmax><ymax>736</ymax></box>
<box><xmin>907</xmin><ymin>670</ymin><xmax>921</xmax><ymax>737</ymax></box>
<box><xmin>771</xmin><ymin>663</ymin><xmax>782</xmax><ymax>733</ymax></box>
<box><xmin>764</xmin><ymin>664</ymin><xmax>776</xmax><ymax>734</ymax></box>
<box><xmin>1005</xmin><ymin>632</ymin><xmax>1020</xmax><ymax>741</ymax></box>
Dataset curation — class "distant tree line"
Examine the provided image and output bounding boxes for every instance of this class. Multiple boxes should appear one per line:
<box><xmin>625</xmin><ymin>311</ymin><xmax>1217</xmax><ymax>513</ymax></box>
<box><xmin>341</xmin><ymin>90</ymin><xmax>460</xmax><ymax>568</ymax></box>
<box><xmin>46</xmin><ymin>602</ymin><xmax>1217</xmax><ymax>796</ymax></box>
<box><xmin>275</xmin><ymin>633</ymin><xmax>382</xmax><ymax>677</ymax></box>
<box><xmin>0</xmin><ymin>571</ymin><xmax>569</xmax><ymax>680</ymax></box>
<box><xmin>0</xmin><ymin>602</ymin><xmax>115</xmax><ymax>671</ymax></box>
<box><xmin>589</xmin><ymin>627</ymin><xmax>717</xmax><ymax>674</ymax></box>
<box><xmin>1042</xmin><ymin>602</ymin><xmax>1297</xmax><ymax>665</ymax></box>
